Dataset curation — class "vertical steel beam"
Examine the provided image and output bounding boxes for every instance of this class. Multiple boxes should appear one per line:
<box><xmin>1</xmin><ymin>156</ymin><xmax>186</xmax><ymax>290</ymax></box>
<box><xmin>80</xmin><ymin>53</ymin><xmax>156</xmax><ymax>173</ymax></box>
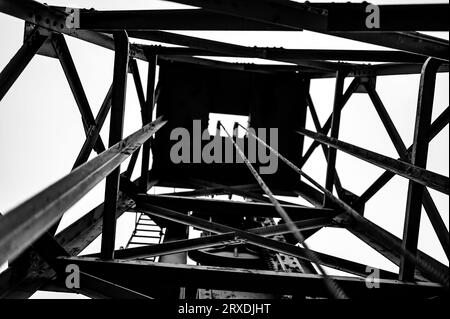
<box><xmin>0</xmin><ymin>28</ymin><xmax>47</xmax><ymax>101</ymax></box>
<box><xmin>399</xmin><ymin>58</ymin><xmax>442</xmax><ymax>281</ymax></box>
<box><xmin>365</xmin><ymin>83</ymin><xmax>449</xmax><ymax>260</ymax></box>
<box><xmin>323</xmin><ymin>70</ymin><xmax>346</xmax><ymax>206</ymax></box>
<box><xmin>101</xmin><ymin>31</ymin><xmax>130</xmax><ymax>260</ymax></box>
<box><xmin>140</xmin><ymin>53</ymin><xmax>158</xmax><ymax>192</ymax></box>
<box><xmin>125</xmin><ymin>59</ymin><xmax>145</xmax><ymax>181</ymax></box>
<box><xmin>159</xmin><ymin>223</ymin><xmax>189</xmax><ymax>298</ymax></box>
<box><xmin>306</xmin><ymin>93</ymin><xmax>345</xmax><ymax>198</ymax></box>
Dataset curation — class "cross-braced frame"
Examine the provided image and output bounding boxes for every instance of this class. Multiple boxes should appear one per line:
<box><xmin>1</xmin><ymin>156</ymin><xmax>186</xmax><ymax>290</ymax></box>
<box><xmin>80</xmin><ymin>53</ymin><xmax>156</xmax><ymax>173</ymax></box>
<box><xmin>0</xmin><ymin>0</ymin><xmax>448</xmax><ymax>299</ymax></box>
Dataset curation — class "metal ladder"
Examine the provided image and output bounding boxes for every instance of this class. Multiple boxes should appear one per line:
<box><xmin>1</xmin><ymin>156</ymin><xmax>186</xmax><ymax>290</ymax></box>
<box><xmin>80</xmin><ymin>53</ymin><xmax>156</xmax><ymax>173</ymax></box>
<box><xmin>125</xmin><ymin>212</ymin><xmax>165</xmax><ymax>262</ymax></box>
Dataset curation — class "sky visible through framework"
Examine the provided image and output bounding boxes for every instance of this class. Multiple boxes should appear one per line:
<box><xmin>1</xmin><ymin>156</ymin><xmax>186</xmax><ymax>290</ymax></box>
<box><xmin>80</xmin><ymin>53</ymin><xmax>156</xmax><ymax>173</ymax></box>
<box><xmin>0</xmin><ymin>0</ymin><xmax>448</xmax><ymax>299</ymax></box>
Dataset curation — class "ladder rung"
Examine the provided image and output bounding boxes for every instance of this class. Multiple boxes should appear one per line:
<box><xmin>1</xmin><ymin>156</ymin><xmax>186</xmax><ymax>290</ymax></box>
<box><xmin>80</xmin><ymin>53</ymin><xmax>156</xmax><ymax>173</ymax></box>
<box><xmin>128</xmin><ymin>242</ymin><xmax>147</xmax><ymax>246</ymax></box>
<box><xmin>129</xmin><ymin>240</ymin><xmax>159</xmax><ymax>245</ymax></box>
<box><xmin>138</xmin><ymin>222</ymin><xmax>157</xmax><ymax>226</ymax></box>
<box><xmin>135</xmin><ymin>228</ymin><xmax>161</xmax><ymax>232</ymax></box>
<box><xmin>137</xmin><ymin>224</ymin><xmax>159</xmax><ymax>228</ymax></box>
<box><xmin>133</xmin><ymin>234</ymin><xmax>161</xmax><ymax>239</ymax></box>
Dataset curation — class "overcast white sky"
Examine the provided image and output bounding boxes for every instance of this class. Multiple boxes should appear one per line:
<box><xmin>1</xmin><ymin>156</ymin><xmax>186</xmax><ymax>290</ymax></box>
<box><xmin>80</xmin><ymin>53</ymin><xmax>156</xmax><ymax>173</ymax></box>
<box><xmin>0</xmin><ymin>0</ymin><xmax>448</xmax><ymax>299</ymax></box>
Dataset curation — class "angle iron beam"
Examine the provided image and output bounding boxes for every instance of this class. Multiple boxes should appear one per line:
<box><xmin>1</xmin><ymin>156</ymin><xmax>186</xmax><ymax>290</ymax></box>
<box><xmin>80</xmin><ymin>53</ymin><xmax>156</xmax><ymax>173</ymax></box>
<box><xmin>0</xmin><ymin>116</ymin><xmax>166</xmax><ymax>266</ymax></box>
<box><xmin>332</xmin><ymin>32</ymin><xmax>449</xmax><ymax>62</ymax></box>
<box><xmin>323</xmin><ymin>70</ymin><xmax>347</xmax><ymax>206</ymax></box>
<box><xmin>321</xmin><ymin>3</ymin><xmax>449</xmax><ymax>32</ymax></box>
<box><xmin>346</xmin><ymin>215</ymin><xmax>449</xmax><ymax>284</ymax></box>
<box><xmin>32</xmin><ymin>231</ymin><xmax>152</xmax><ymax>299</ymax></box>
<box><xmin>51</xmin><ymin>33</ymin><xmax>106</xmax><ymax>153</ymax></box>
<box><xmin>156</xmin><ymin>0</ymin><xmax>328</xmax><ymax>32</ymax></box>
<box><xmin>306</xmin><ymin>93</ymin><xmax>345</xmax><ymax>198</ymax></box>
<box><xmin>136</xmin><ymin>202</ymin><xmax>400</xmax><ymax>280</ymax></box>
<box><xmin>163</xmin><ymin>0</ymin><xmax>449</xmax><ymax>61</ymax></box>
<box><xmin>369</xmin><ymin>63</ymin><xmax>449</xmax><ymax>77</ymax></box>
<box><xmin>0</xmin><ymin>1</ymin><xmax>148</xmax><ymax>61</ymax></box>
<box><xmin>140</xmin><ymin>53</ymin><xmax>157</xmax><ymax>192</ymax></box>
<box><xmin>101</xmin><ymin>31</ymin><xmax>129</xmax><ymax>260</ymax></box>
<box><xmin>48</xmin><ymin>84</ymin><xmax>114</xmax><ymax>236</ymax></box>
<box><xmin>0</xmin><ymin>27</ymin><xmax>48</xmax><ymax>101</ymax></box>
<box><xmin>144</xmin><ymin>46</ymin><xmax>428</xmax><ymax>63</ymax></box>
<box><xmin>300</xmin><ymin>78</ymin><xmax>360</xmax><ymax>168</ymax></box>
<box><xmin>355</xmin><ymin>106</ymin><xmax>450</xmax><ymax>207</ymax></box>
<box><xmin>132</xmin><ymin>30</ymin><xmax>344</xmax><ymax>72</ymax></box>
<box><xmin>0</xmin><ymin>185</ymin><xmax>137</xmax><ymax>298</ymax></box>
<box><xmin>78</xmin><ymin>3</ymin><xmax>449</xmax><ymax>32</ymax></box>
<box><xmin>55</xmin><ymin>256</ymin><xmax>444</xmax><ymax>298</ymax></box>
<box><xmin>400</xmin><ymin>58</ymin><xmax>442</xmax><ymax>280</ymax></box>
<box><xmin>86</xmin><ymin>216</ymin><xmax>335</xmax><ymax>260</ymax></box>
<box><xmin>365</xmin><ymin>82</ymin><xmax>449</xmax><ymax>260</ymax></box>
<box><xmin>157</xmin><ymin>54</ymin><xmax>449</xmax><ymax>78</ymax></box>
<box><xmin>125</xmin><ymin>58</ymin><xmax>151</xmax><ymax>181</ymax></box>
<box><xmin>0</xmin><ymin>171</ymin><xmax>143</xmax><ymax>298</ymax></box>
<box><xmin>156</xmin><ymin>176</ymin><xmax>314</xmax><ymax>206</ymax></box>
<box><xmin>78</xmin><ymin>9</ymin><xmax>296</xmax><ymax>31</ymax></box>
<box><xmin>139</xmin><ymin>194</ymin><xmax>333</xmax><ymax>219</ymax></box>
<box><xmin>72</xmin><ymin>84</ymin><xmax>113</xmax><ymax>169</ymax></box>
<box><xmin>297</xmin><ymin>128</ymin><xmax>449</xmax><ymax>195</ymax></box>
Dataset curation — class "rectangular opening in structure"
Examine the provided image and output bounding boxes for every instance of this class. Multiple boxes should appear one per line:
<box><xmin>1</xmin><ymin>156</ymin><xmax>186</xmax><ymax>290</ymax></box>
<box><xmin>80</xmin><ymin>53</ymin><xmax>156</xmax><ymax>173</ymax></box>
<box><xmin>208</xmin><ymin>112</ymin><xmax>249</xmax><ymax>138</ymax></box>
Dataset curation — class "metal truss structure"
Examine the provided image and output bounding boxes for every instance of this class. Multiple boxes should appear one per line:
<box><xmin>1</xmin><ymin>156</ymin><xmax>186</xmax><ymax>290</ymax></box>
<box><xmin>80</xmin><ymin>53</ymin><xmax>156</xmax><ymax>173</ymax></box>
<box><xmin>0</xmin><ymin>0</ymin><xmax>449</xmax><ymax>299</ymax></box>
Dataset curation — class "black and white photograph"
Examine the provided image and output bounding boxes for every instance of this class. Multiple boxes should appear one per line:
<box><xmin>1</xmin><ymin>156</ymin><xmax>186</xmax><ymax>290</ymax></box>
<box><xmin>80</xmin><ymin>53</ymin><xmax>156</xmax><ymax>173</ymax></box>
<box><xmin>0</xmin><ymin>0</ymin><xmax>448</xmax><ymax>314</ymax></box>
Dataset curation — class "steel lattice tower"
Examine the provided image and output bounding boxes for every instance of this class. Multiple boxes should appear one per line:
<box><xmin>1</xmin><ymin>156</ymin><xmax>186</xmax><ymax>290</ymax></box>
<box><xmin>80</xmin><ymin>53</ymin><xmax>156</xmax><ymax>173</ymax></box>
<box><xmin>0</xmin><ymin>0</ymin><xmax>448</xmax><ymax>299</ymax></box>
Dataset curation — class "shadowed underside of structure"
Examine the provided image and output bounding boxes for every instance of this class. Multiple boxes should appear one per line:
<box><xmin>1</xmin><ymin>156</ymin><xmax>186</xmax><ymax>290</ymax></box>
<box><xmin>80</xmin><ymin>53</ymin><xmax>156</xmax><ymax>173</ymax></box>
<box><xmin>0</xmin><ymin>0</ymin><xmax>449</xmax><ymax>299</ymax></box>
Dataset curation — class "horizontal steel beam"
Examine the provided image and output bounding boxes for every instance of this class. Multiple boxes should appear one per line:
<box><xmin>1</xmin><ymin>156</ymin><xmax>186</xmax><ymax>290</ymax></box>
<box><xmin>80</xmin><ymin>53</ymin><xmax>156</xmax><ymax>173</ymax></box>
<box><xmin>322</xmin><ymin>3</ymin><xmax>449</xmax><ymax>32</ymax></box>
<box><xmin>167</xmin><ymin>180</ymin><xmax>308</xmax><ymax>206</ymax></box>
<box><xmin>0</xmin><ymin>117</ymin><xmax>166</xmax><ymax>266</ymax></box>
<box><xmin>330</xmin><ymin>32</ymin><xmax>449</xmax><ymax>62</ymax></box>
<box><xmin>2</xmin><ymin>0</ymin><xmax>448</xmax><ymax>75</ymax></box>
<box><xmin>297</xmin><ymin>128</ymin><xmax>449</xmax><ymax>195</ymax></box>
<box><xmin>159</xmin><ymin>0</ymin><xmax>328</xmax><ymax>32</ymax></box>
<box><xmin>133</xmin><ymin>30</ymin><xmax>342</xmax><ymax>72</ymax></box>
<box><xmin>159</xmin><ymin>184</ymin><xmax>259</xmax><ymax>198</ymax></box>
<box><xmin>55</xmin><ymin>256</ymin><xmax>445</xmax><ymax>298</ymax></box>
<box><xmin>164</xmin><ymin>0</ymin><xmax>449</xmax><ymax>61</ymax></box>
<box><xmin>145</xmin><ymin>46</ymin><xmax>428</xmax><ymax>63</ymax></box>
<box><xmin>78</xmin><ymin>9</ymin><xmax>296</xmax><ymax>31</ymax></box>
<box><xmin>0</xmin><ymin>1</ymin><xmax>148</xmax><ymax>61</ymax></box>
<box><xmin>87</xmin><ymin>216</ymin><xmax>332</xmax><ymax>260</ymax></box>
<box><xmin>138</xmin><ymin>194</ymin><xmax>335</xmax><ymax>219</ymax></box>
<box><xmin>70</xmin><ymin>270</ymin><xmax>153</xmax><ymax>299</ymax></box>
<box><xmin>136</xmin><ymin>202</ymin><xmax>400</xmax><ymax>279</ymax></box>
<box><xmin>77</xmin><ymin>4</ymin><xmax>449</xmax><ymax>32</ymax></box>
<box><xmin>32</xmin><ymin>230</ymin><xmax>152</xmax><ymax>299</ymax></box>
